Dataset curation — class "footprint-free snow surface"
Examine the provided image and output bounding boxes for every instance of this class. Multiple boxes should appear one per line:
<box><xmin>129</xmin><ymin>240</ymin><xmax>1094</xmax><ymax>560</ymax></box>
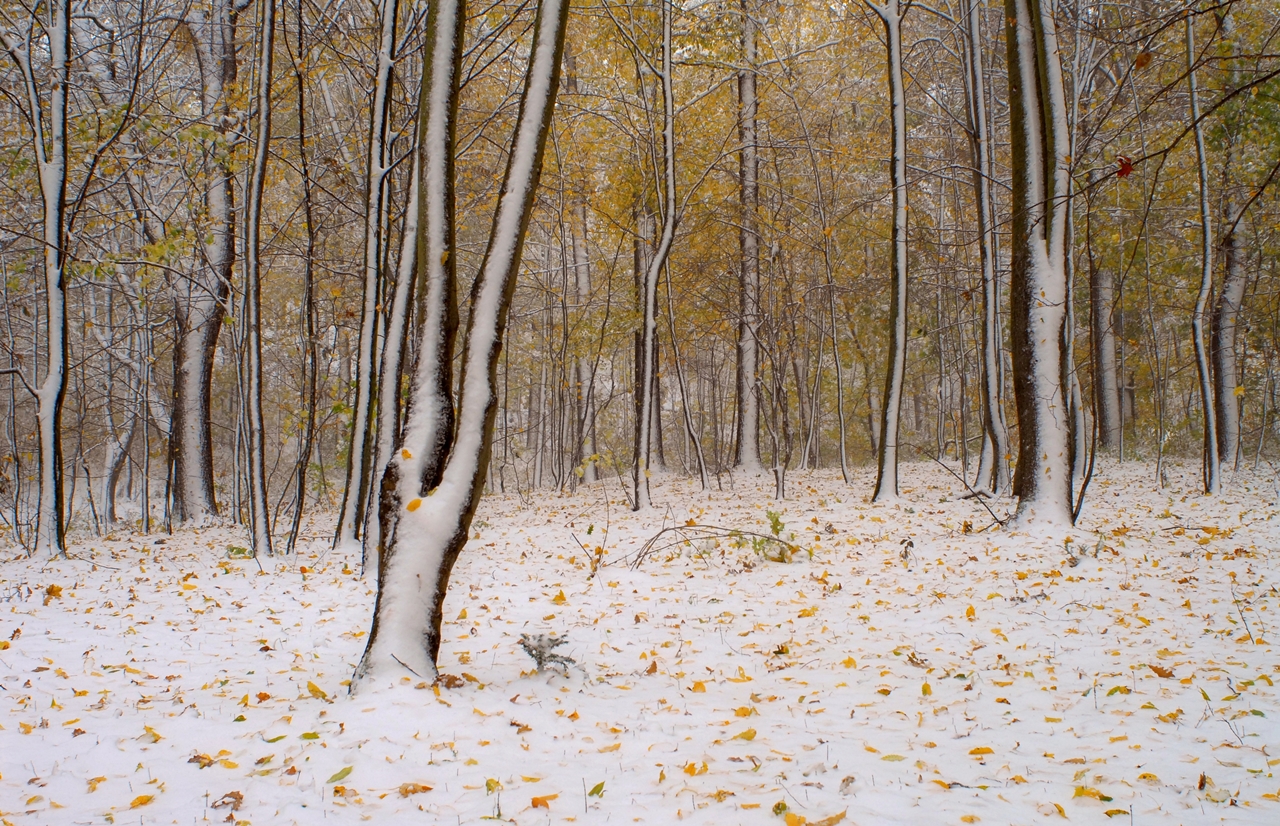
<box><xmin>3</xmin><ymin>461</ymin><xmax>1279</xmax><ymax>824</ymax></box>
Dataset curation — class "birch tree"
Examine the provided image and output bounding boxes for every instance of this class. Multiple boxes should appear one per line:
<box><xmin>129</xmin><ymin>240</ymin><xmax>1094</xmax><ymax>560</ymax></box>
<box><xmin>1</xmin><ymin>0</ymin><xmax>71</xmax><ymax>552</ymax></box>
<box><xmin>1005</xmin><ymin>0</ymin><xmax>1074</xmax><ymax>524</ymax></box>
<box><xmin>355</xmin><ymin>0</ymin><xmax>570</xmax><ymax>683</ymax></box>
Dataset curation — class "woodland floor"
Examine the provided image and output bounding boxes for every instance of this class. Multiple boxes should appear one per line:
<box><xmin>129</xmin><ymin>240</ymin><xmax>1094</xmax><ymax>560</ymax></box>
<box><xmin>2</xmin><ymin>460</ymin><xmax>1279</xmax><ymax>825</ymax></box>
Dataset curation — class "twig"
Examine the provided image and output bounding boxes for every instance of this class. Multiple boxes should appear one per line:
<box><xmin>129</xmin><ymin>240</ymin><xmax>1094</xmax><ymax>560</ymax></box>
<box><xmin>921</xmin><ymin>450</ymin><xmax>1007</xmax><ymax>529</ymax></box>
<box><xmin>1230</xmin><ymin>585</ymin><xmax>1256</xmax><ymax>644</ymax></box>
<box><xmin>626</xmin><ymin>523</ymin><xmax>801</xmax><ymax>570</ymax></box>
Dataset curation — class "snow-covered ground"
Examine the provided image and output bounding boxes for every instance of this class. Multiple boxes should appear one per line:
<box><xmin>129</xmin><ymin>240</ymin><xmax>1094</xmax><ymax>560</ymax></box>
<box><xmin>2</xmin><ymin>461</ymin><xmax>1279</xmax><ymax>825</ymax></box>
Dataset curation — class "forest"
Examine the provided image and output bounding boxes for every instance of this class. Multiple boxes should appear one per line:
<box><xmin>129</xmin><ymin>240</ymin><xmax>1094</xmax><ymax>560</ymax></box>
<box><xmin>2</xmin><ymin>0</ymin><xmax>1280</xmax><ymax>823</ymax></box>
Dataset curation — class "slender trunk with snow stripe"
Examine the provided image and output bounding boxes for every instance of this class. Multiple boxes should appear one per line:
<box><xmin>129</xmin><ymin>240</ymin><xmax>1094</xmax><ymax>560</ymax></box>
<box><xmin>355</xmin><ymin>0</ymin><xmax>569</xmax><ymax>683</ymax></box>
<box><xmin>2</xmin><ymin>0</ymin><xmax>71</xmax><ymax>552</ymax></box>
<box><xmin>734</xmin><ymin>0</ymin><xmax>762</xmax><ymax>473</ymax></box>
<box><xmin>364</xmin><ymin>162</ymin><xmax>420</xmax><ymax>568</ymax></box>
<box><xmin>633</xmin><ymin>0</ymin><xmax>677</xmax><ymax>511</ymax></box>
<box><xmin>337</xmin><ymin>0</ymin><xmax>400</xmax><ymax>547</ymax></box>
<box><xmin>963</xmin><ymin>0</ymin><xmax>1009</xmax><ymax>494</ymax></box>
<box><xmin>572</xmin><ymin>206</ymin><xmax>597</xmax><ymax>484</ymax></box>
<box><xmin>869</xmin><ymin>0</ymin><xmax>908</xmax><ymax>503</ymax></box>
<box><xmin>244</xmin><ymin>0</ymin><xmax>276</xmax><ymax>555</ymax></box>
<box><xmin>1187</xmin><ymin>17</ymin><xmax>1219</xmax><ymax>494</ymax></box>
<box><xmin>1005</xmin><ymin>0</ymin><xmax>1074</xmax><ymax>524</ymax></box>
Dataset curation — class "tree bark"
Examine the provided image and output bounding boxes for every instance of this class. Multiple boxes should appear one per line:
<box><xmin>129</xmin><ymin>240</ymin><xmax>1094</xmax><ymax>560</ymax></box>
<box><xmin>869</xmin><ymin>0</ymin><xmax>908</xmax><ymax>502</ymax></box>
<box><xmin>734</xmin><ymin>0</ymin><xmax>762</xmax><ymax>472</ymax></box>
<box><xmin>1005</xmin><ymin>0</ymin><xmax>1074</xmax><ymax>524</ymax></box>
<box><xmin>356</xmin><ymin>0</ymin><xmax>569</xmax><ymax>684</ymax></box>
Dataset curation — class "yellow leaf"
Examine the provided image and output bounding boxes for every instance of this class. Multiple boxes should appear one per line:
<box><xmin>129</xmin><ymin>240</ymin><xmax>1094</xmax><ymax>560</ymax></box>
<box><xmin>1104</xmin><ymin>810</ymin><xmax>1129</xmax><ymax>818</ymax></box>
<box><xmin>922</xmin><ymin>682</ymin><xmax>932</xmax><ymax>697</ymax></box>
<box><xmin>881</xmin><ymin>754</ymin><xmax>905</xmax><ymax>762</ymax></box>
<box><xmin>690</xmin><ymin>681</ymin><xmax>706</xmax><ymax>693</ymax></box>
<box><xmin>485</xmin><ymin>778</ymin><xmax>502</xmax><ymax>794</ymax></box>
<box><xmin>87</xmin><ymin>777</ymin><xmax>106</xmax><ymax>792</ymax></box>
<box><xmin>19</xmin><ymin>722</ymin><xmax>33</xmax><ymax>734</ymax></box>
<box><xmin>727</xmin><ymin>666</ymin><xmax>753</xmax><ymax>683</ymax></box>
<box><xmin>1138</xmin><ymin>772</ymin><xmax>1158</xmax><ymax>782</ymax></box>
<box><xmin>522</xmin><ymin>776</ymin><xmax>541</xmax><ymax>783</ymax></box>
<box><xmin>961</xmin><ymin>817</ymin><xmax>980</xmax><ymax>823</ymax></box>
<box><xmin>841</xmin><ymin>657</ymin><xmax>856</xmax><ymax>668</ymax></box>
<box><xmin>406</xmin><ymin>498</ymin><xmax>422</xmax><ymax>512</ymax></box>
<box><xmin>1011</xmin><ymin>775</ymin><xmax>1028</xmax><ymax>784</ymax></box>
<box><xmin>531</xmin><ymin>794</ymin><xmax>558</xmax><ymax>809</ymax></box>
<box><xmin>142</xmin><ymin>725</ymin><xmax>162</xmax><ymax>742</ymax></box>
<box><xmin>1074</xmin><ymin>786</ymin><xmax>1113</xmax><ymax>801</ymax></box>
<box><xmin>599</xmin><ymin>742</ymin><xmax>621</xmax><ymax>752</ymax></box>
<box><xmin>1053</xmin><ymin>803</ymin><xmax>1066</xmax><ymax>817</ymax></box>
<box><xmin>734</xmin><ymin>706</ymin><xmax>754</xmax><ymax>717</ymax></box>
<box><xmin>798</xmin><ymin>607</ymin><xmax>818</xmax><ymax>618</ymax></box>
<box><xmin>965</xmin><ymin>605</ymin><xmax>976</xmax><ymax>619</ymax></box>
<box><xmin>1234</xmin><ymin>385</ymin><xmax>1245</xmax><ymax>397</ymax></box>
<box><xmin>932</xmin><ymin>779</ymin><xmax>951</xmax><ymax>789</ymax></box>
<box><xmin>307</xmin><ymin>681</ymin><xmax>328</xmax><ymax>700</ymax></box>
<box><xmin>129</xmin><ymin>795</ymin><xmax>154</xmax><ymax>808</ymax></box>
<box><xmin>399</xmin><ymin>782</ymin><xmax>432</xmax><ymax>796</ymax></box>
<box><xmin>401</xmin><ymin>449</ymin><xmax>413</xmax><ymax>459</ymax></box>
<box><xmin>733</xmin><ymin>728</ymin><xmax>756</xmax><ymax>741</ymax></box>
<box><xmin>785</xmin><ymin>813</ymin><xmax>807</xmax><ymax>826</ymax></box>
<box><xmin>457</xmin><ymin>608</ymin><xmax>467</xmax><ymax>620</ymax></box>
<box><xmin>218</xmin><ymin>760</ymin><xmax>238</xmax><ymax>769</ymax></box>
<box><xmin>968</xmin><ymin>747</ymin><xmax>993</xmax><ymax>756</ymax></box>
<box><xmin>552</xmin><ymin>590</ymin><xmax>567</xmax><ymax>605</ymax></box>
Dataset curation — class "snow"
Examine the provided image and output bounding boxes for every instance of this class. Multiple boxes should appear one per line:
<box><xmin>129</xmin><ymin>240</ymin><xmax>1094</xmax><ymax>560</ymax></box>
<box><xmin>4</xmin><ymin>460</ymin><xmax>1279</xmax><ymax>824</ymax></box>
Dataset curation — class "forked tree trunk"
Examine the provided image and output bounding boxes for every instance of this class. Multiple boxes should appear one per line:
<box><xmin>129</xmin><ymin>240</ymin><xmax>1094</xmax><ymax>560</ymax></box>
<box><xmin>1006</xmin><ymin>0</ymin><xmax>1074</xmax><ymax>524</ymax></box>
<box><xmin>355</xmin><ymin>0</ymin><xmax>569</xmax><ymax>683</ymax></box>
<box><xmin>1187</xmin><ymin>16</ymin><xmax>1219</xmax><ymax>494</ymax></box>
<box><xmin>869</xmin><ymin>0</ymin><xmax>908</xmax><ymax>502</ymax></box>
<box><xmin>734</xmin><ymin>0</ymin><xmax>762</xmax><ymax>472</ymax></box>
<box><xmin>633</xmin><ymin>0</ymin><xmax>677</xmax><ymax>511</ymax></box>
<box><xmin>337</xmin><ymin>0</ymin><xmax>400</xmax><ymax>546</ymax></box>
<box><xmin>963</xmin><ymin>0</ymin><xmax>1009</xmax><ymax>494</ymax></box>
<box><xmin>244</xmin><ymin>0</ymin><xmax>276</xmax><ymax>555</ymax></box>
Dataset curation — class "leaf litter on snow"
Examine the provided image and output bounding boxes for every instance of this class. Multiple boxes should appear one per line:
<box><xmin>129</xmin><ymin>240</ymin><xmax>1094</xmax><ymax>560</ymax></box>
<box><xmin>1</xmin><ymin>460</ymin><xmax>1278</xmax><ymax>824</ymax></box>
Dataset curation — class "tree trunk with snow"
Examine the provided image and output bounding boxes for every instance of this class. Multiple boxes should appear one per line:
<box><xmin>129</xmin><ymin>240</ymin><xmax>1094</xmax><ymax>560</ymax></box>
<box><xmin>173</xmin><ymin>2</ymin><xmax>238</xmax><ymax>525</ymax></box>
<box><xmin>1212</xmin><ymin>196</ymin><xmax>1248</xmax><ymax>471</ymax></box>
<box><xmin>1187</xmin><ymin>16</ymin><xmax>1219</xmax><ymax>494</ymax></box>
<box><xmin>2</xmin><ymin>0</ymin><xmax>71</xmax><ymax>552</ymax></box>
<box><xmin>869</xmin><ymin>0</ymin><xmax>908</xmax><ymax>503</ymax></box>
<box><xmin>1005</xmin><ymin>0</ymin><xmax>1074</xmax><ymax>524</ymax></box>
<box><xmin>633</xmin><ymin>0</ymin><xmax>678</xmax><ymax>511</ymax></box>
<box><xmin>355</xmin><ymin>0</ymin><xmax>569</xmax><ymax>684</ymax></box>
<box><xmin>244</xmin><ymin>0</ymin><xmax>276</xmax><ymax>555</ymax></box>
<box><xmin>734</xmin><ymin>0</ymin><xmax>762</xmax><ymax>473</ymax></box>
<box><xmin>337</xmin><ymin>0</ymin><xmax>400</xmax><ymax>547</ymax></box>
<box><xmin>963</xmin><ymin>0</ymin><xmax>1009</xmax><ymax>494</ymax></box>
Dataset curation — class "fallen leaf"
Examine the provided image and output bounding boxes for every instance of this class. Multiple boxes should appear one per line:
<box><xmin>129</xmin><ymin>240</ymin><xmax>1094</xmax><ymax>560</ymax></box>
<box><xmin>307</xmin><ymin>681</ymin><xmax>328</xmax><ymax>700</ymax></box>
<box><xmin>588</xmin><ymin>781</ymin><xmax>605</xmax><ymax>797</ymax></box>
<box><xmin>129</xmin><ymin>794</ymin><xmax>154</xmax><ymax>808</ymax></box>
<box><xmin>326</xmin><ymin>766</ymin><xmax>352</xmax><ymax>784</ymax></box>
<box><xmin>531</xmin><ymin>793</ymin><xmax>558</xmax><ymax>809</ymax></box>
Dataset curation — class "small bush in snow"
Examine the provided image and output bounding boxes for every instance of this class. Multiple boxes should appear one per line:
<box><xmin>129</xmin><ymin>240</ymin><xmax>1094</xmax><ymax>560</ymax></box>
<box><xmin>518</xmin><ymin>633</ymin><xmax>575</xmax><ymax>675</ymax></box>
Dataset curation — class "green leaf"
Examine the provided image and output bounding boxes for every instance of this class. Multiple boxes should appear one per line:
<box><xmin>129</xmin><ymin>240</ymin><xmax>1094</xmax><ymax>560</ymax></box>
<box><xmin>326</xmin><ymin>766</ymin><xmax>352</xmax><ymax>784</ymax></box>
<box><xmin>300</xmin><ymin>732</ymin><xmax>320</xmax><ymax>740</ymax></box>
<box><xmin>588</xmin><ymin>781</ymin><xmax>605</xmax><ymax>798</ymax></box>
<box><xmin>266</xmin><ymin>735</ymin><xmax>286</xmax><ymax>743</ymax></box>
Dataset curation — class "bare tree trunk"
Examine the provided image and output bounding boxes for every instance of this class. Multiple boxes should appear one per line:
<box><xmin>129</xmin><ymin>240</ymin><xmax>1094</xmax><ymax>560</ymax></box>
<box><xmin>173</xmin><ymin>1</ymin><xmax>237</xmax><ymax>525</ymax></box>
<box><xmin>634</xmin><ymin>0</ymin><xmax>677</xmax><ymax>511</ymax></box>
<box><xmin>869</xmin><ymin>0</ymin><xmax>908</xmax><ymax>502</ymax></box>
<box><xmin>356</xmin><ymin>0</ymin><xmax>568</xmax><ymax>684</ymax></box>
<box><xmin>734</xmin><ymin>0</ymin><xmax>762</xmax><ymax>472</ymax></box>
<box><xmin>244</xmin><ymin>0</ymin><xmax>277</xmax><ymax>555</ymax></box>
<box><xmin>1006</xmin><ymin>0</ymin><xmax>1074</xmax><ymax>524</ymax></box>
<box><xmin>337</xmin><ymin>0</ymin><xmax>400</xmax><ymax>546</ymax></box>
<box><xmin>1187</xmin><ymin>16</ymin><xmax>1220</xmax><ymax>494</ymax></box>
<box><xmin>286</xmin><ymin>0</ymin><xmax>320</xmax><ymax>554</ymax></box>
<box><xmin>964</xmin><ymin>0</ymin><xmax>1009</xmax><ymax>493</ymax></box>
<box><xmin>2</xmin><ymin>0</ymin><xmax>71</xmax><ymax>553</ymax></box>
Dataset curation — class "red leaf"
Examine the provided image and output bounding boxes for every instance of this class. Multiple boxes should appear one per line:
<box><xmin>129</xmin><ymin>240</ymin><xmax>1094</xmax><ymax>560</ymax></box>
<box><xmin>1116</xmin><ymin>156</ymin><xmax>1133</xmax><ymax>178</ymax></box>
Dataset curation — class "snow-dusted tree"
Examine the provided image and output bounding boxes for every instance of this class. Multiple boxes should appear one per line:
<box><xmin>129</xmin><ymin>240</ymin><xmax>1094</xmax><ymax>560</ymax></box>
<box><xmin>173</xmin><ymin>0</ymin><xmax>238</xmax><ymax>524</ymax></box>
<box><xmin>1</xmin><ymin>0</ymin><xmax>71</xmax><ymax>552</ymax></box>
<box><xmin>1005</xmin><ymin>0</ymin><xmax>1074</xmax><ymax>524</ymax></box>
<box><xmin>355</xmin><ymin>0</ymin><xmax>570</xmax><ymax>683</ymax></box>
<box><xmin>336</xmin><ymin>0</ymin><xmax>401</xmax><ymax>547</ymax></box>
<box><xmin>868</xmin><ymin>0</ymin><xmax>909</xmax><ymax>502</ymax></box>
<box><xmin>1187</xmin><ymin>14</ymin><xmax>1219</xmax><ymax>494</ymax></box>
<box><xmin>963</xmin><ymin>0</ymin><xmax>1009</xmax><ymax>494</ymax></box>
<box><xmin>244</xmin><ymin>0</ymin><xmax>277</xmax><ymax>554</ymax></box>
<box><xmin>734</xmin><ymin>0</ymin><xmax>762</xmax><ymax>473</ymax></box>
<box><xmin>633</xmin><ymin>0</ymin><xmax>678</xmax><ymax>510</ymax></box>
